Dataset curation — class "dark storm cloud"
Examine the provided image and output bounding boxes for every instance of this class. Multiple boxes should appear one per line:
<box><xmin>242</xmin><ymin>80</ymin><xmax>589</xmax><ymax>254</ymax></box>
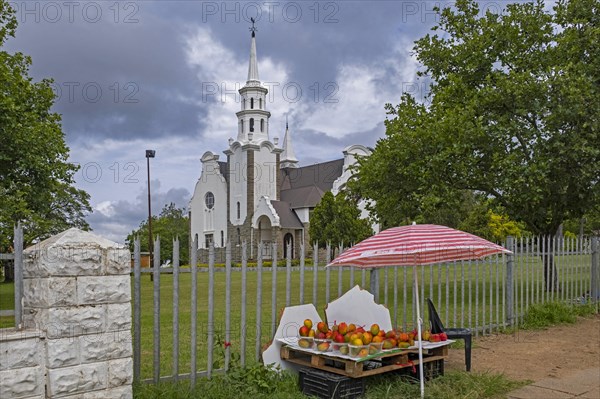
<box><xmin>3</xmin><ymin>0</ymin><xmax>448</xmax><ymax>240</ymax></box>
<box><xmin>86</xmin><ymin>180</ymin><xmax>190</xmax><ymax>242</ymax></box>
<box><xmin>5</xmin><ymin>2</ymin><xmax>205</xmax><ymax>142</ymax></box>
<box><xmin>4</xmin><ymin>0</ymin><xmax>433</xmax><ymax>145</ymax></box>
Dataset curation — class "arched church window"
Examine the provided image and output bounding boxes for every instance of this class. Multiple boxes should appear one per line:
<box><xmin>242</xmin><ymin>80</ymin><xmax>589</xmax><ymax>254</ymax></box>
<box><xmin>259</xmin><ymin>98</ymin><xmax>262</xmax><ymax>109</ymax></box>
<box><xmin>240</xmin><ymin>120</ymin><xmax>244</xmax><ymax>134</ymax></box>
<box><xmin>242</xmin><ymin>98</ymin><xmax>246</xmax><ymax>110</ymax></box>
<box><xmin>237</xmin><ymin>202</ymin><xmax>241</xmax><ymax>219</ymax></box>
<box><xmin>250</xmin><ymin>118</ymin><xmax>254</xmax><ymax>132</ymax></box>
<box><xmin>250</xmin><ymin>98</ymin><xmax>254</xmax><ymax>109</ymax></box>
<box><xmin>221</xmin><ymin>231</ymin><xmax>224</xmax><ymax>247</ymax></box>
<box><xmin>194</xmin><ymin>234</ymin><xmax>198</xmax><ymax>246</ymax></box>
<box><xmin>260</xmin><ymin>119</ymin><xmax>264</xmax><ymax>132</ymax></box>
<box><xmin>204</xmin><ymin>192</ymin><xmax>215</xmax><ymax>209</ymax></box>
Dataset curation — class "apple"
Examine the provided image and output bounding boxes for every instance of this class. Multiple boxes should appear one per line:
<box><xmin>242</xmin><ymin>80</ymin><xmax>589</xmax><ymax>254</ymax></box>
<box><xmin>370</xmin><ymin>324</ymin><xmax>380</xmax><ymax>336</ymax></box>
<box><xmin>338</xmin><ymin>322</ymin><xmax>348</xmax><ymax>335</ymax></box>
<box><xmin>362</xmin><ymin>332</ymin><xmax>373</xmax><ymax>345</ymax></box>
<box><xmin>303</xmin><ymin>319</ymin><xmax>313</xmax><ymax>330</ymax></box>
<box><xmin>440</xmin><ymin>332</ymin><xmax>448</xmax><ymax>341</ymax></box>
<box><xmin>308</xmin><ymin>329</ymin><xmax>316</xmax><ymax>338</ymax></box>
<box><xmin>317</xmin><ymin>321</ymin><xmax>328</xmax><ymax>334</ymax></box>
<box><xmin>317</xmin><ymin>341</ymin><xmax>330</xmax><ymax>351</ymax></box>
<box><xmin>429</xmin><ymin>333</ymin><xmax>441</xmax><ymax>343</ymax></box>
<box><xmin>334</xmin><ymin>333</ymin><xmax>345</xmax><ymax>343</ymax></box>
<box><xmin>347</xmin><ymin>323</ymin><xmax>356</xmax><ymax>333</ymax></box>
<box><xmin>422</xmin><ymin>330</ymin><xmax>431</xmax><ymax>341</ymax></box>
<box><xmin>299</xmin><ymin>326</ymin><xmax>309</xmax><ymax>337</ymax></box>
<box><xmin>398</xmin><ymin>341</ymin><xmax>410</xmax><ymax>349</ymax></box>
<box><xmin>383</xmin><ymin>338</ymin><xmax>396</xmax><ymax>349</ymax></box>
<box><xmin>398</xmin><ymin>332</ymin><xmax>409</xmax><ymax>342</ymax></box>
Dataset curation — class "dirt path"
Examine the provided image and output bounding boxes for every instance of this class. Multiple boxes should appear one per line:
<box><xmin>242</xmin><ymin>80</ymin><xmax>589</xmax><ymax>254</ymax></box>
<box><xmin>445</xmin><ymin>314</ymin><xmax>600</xmax><ymax>382</ymax></box>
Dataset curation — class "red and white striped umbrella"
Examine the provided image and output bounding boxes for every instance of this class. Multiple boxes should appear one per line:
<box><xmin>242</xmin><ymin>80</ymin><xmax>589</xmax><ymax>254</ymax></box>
<box><xmin>326</xmin><ymin>224</ymin><xmax>510</xmax><ymax>399</ymax></box>
<box><xmin>328</xmin><ymin>224</ymin><xmax>510</xmax><ymax>268</ymax></box>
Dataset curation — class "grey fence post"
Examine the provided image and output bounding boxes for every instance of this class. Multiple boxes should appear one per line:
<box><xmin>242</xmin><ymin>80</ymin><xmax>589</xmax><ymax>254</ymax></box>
<box><xmin>591</xmin><ymin>237</ymin><xmax>599</xmax><ymax>301</ymax></box>
<box><xmin>505</xmin><ymin>236</ymin><xmax>515</xmax><ymax>326</ymax></box>
<box><xmin>13</xmin><ymin>223</ymin><xmax>23</xmax><ymax>329</ymax></box>
<box><xmin>370</xmin><ymin>269</ymin><xmax>379</xmax><ymax>303</ymax></box>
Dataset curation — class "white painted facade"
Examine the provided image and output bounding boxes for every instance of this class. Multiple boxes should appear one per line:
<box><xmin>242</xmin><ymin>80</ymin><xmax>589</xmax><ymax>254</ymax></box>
<box><xmin>189</xmin><ymin>151</ymin><xmax>228</xmax><ymax>248</ymax></box>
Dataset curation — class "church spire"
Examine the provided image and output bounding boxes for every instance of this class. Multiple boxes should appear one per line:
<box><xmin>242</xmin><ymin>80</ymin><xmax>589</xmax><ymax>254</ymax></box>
<box><xmin>247</xmin><ymin>19</ymin><xmax>259</xmax><ymax>85</ymax></box>
<box><xmin>280</xmin><ymin>117</ymin><xmax>298</xmax><ymax>168</ymax></box>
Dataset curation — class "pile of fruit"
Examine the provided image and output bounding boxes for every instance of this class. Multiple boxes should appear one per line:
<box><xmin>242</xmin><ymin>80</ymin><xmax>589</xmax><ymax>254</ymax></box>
<box><xmin>297</xmin><ymin>319</ymin><xmax>448</xmax><ymax>358</ymax></box>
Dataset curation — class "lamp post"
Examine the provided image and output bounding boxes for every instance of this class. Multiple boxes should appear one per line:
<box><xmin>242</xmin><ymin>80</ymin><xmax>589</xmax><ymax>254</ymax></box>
<box><xmin>146</xmin><ymin>150</ymin><xmax>156</xmax><ymax>273</ymax></box>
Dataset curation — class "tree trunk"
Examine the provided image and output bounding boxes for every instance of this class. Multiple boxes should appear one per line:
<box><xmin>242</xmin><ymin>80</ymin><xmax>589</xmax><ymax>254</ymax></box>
<box><xmin>2</xmin><ymin>261</ymin><xmax>14</xmax><ymax>282</ymax></box>
<box><xmin>542</xmin><ymin>237</ymin><xmax>559</xmax><ymax>292</ymax></box>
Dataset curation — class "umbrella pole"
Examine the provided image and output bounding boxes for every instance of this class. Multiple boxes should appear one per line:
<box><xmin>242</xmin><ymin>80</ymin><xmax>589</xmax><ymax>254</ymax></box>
<box><xmin>414</xmin><ymin>266</ymin><xmax>425</xmax><ymax>399</ymax></box>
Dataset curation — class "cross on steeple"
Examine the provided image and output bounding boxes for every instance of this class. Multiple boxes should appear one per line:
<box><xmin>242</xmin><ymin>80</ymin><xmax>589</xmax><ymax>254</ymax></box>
<box><xmin>250</xmin><ymin>17</ymin><xmax>257</xmax><ymax>37</ymax></box>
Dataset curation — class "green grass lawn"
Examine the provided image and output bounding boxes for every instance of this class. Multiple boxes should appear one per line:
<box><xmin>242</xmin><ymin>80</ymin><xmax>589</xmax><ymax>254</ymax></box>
<box><xmin>0</xmin><ymin>281</ymin><xmax>15</xmax><ymax>328</ymax></box>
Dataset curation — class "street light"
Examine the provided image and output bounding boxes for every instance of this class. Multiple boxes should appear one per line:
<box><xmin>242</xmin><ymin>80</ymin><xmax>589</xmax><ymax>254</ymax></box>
<box><xmin>146</xmin><ymin>150</ymin><xmax>156</xmax><ymax>272</ymax></box>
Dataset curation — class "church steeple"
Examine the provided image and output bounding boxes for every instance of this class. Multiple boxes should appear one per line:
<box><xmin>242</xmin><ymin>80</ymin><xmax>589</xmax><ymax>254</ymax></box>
<box><xmin>235</xmin><ymin>21</ymin><xmax>271</xmax><ymax>143</ymax></box>
<box><xmin>280</xmin><ymin>118</ymin><xmax>298</xmax><ymax>168</ymax></box>
<box><xmin>246</xmin><ymin>19</ymin><xmax>260</xmax><ymax>86</ymax></box>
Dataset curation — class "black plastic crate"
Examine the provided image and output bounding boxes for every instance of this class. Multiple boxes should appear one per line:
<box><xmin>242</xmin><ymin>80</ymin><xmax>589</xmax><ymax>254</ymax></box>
<box><xmin>400</xmin><ymin>358</ymin><xmax>444</xmax><ymax>381</ymax></box>
<box><xmin>299</xmin><ymin>368</ymin><xmax>364</xmax><ymax>399</ymax></box>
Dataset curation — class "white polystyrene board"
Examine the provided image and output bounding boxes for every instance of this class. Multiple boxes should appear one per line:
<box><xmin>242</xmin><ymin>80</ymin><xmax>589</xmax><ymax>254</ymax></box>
<box><xmin>262</xmin><ymin>303</ymin><xmax>322</xmax><ymax>372</ymax></box>
<box><xmin>325</xmin><ymin>285</ymin><xmax>393</xmax><ymax>331</ymax></box>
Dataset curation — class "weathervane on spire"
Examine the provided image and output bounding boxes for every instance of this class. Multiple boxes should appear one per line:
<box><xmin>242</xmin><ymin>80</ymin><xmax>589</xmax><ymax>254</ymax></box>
<box><xmin>250</xmin><ymin>17</ymin><xmax>257</xmax><ymax>37</ymax></box>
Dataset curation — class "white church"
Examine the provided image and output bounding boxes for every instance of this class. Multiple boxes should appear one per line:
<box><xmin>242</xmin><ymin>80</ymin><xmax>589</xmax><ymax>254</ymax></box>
<box><xmin>189</xmin><ymin>26</ymin><xmax>376</xmax><ymax>260</ymax></box>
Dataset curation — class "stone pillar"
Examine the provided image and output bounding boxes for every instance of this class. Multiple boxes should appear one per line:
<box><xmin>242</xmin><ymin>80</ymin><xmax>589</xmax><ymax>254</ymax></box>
<box><xmin>22</xmin><ymin>228</ymin><xmax>133</xmax><ymax>399</ymax></box>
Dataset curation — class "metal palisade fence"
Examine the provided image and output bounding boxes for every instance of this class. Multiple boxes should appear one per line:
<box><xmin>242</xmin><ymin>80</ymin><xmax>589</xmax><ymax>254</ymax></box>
<box><xmin>131</xmin><ymin>235</ymin><xmax>600</xmax><ymax>384</ymax></box>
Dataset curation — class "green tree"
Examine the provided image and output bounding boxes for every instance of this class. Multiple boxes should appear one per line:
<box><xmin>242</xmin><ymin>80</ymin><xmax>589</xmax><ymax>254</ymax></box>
<box><xmin>309</xmin><ymin>192</ymin><xmax>373</xmax><ymax>252</ymax></box>
<box><xmin>0</xmin><ymin>1</ymin><xmax>91</xmax><ymax>252</ymax></box>
<box><xmin>126</xmin><ymin>203</ymin><xmax>189</xmax><ymax>264</ymax></box>
<box><xmin>352</xmin><ymin>0</ymin><xmax>599</xmax><ymax>290</ymax></box>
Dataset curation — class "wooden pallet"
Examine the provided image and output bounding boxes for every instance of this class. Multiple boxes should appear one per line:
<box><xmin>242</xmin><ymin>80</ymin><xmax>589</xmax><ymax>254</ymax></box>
<box><xmin>281</xmin><ymin>345</ymin><xmax>448</xmax><ymax>378</ymax></box>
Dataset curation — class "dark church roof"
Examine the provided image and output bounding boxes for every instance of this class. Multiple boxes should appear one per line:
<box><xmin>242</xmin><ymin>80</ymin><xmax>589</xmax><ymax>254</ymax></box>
<box><xmin>279</xmin><ymin>159</ymin><xmax>344</xmax><ymax>208</ymax></box>
<box><xmin>280</xmin><ymin>186</ymin><xmax>324</xmax><ymax>209</ymax></box>
<box><xmin>271</xmin><ymin>200</ymin><xmax>304</xmax><ymax>229</ymax></box>
<box><xmin>218</xmin><ymin>161</ymin><xmax>228</xmax><ymax>183</ymax></box>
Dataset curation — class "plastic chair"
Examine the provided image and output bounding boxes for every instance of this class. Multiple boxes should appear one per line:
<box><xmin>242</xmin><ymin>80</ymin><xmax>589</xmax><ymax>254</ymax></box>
<box><xmin>426</xmin><ymin>298</ymin><xmax>472</xmax><ymax>372</ymax></box>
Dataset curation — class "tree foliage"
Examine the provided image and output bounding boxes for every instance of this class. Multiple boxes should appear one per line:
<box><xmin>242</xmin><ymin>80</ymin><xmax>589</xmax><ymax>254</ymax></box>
<box><xmin>0</xmin><ymin>1</ymin><xmax>91</xmax><ymax>249</ymax></box>
<box><xmin>126</xmin><ymin>203</ymin><xmax>189</xmax><ymax>264</ymax></box>
<box><xmin>351</xmin><ymin>0</ymin><xmax>599</xmax><ymax>236</ymax></box>
<box><xmin>309</xmin><ymin>192</ymin><xmax>373</xmax><ymax>248</ymax></box>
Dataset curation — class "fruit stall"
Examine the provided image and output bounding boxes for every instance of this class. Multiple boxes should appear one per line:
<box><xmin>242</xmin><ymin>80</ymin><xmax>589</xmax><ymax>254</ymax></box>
<box><xmin>279</xmin><ymin>320</ymin><xmax>451</xmax><ymax>379</ymax></box>
<box><xmin>263</xmin><ymin>286</ymin><xmax>452</xmax><ymax>398</ymax></box>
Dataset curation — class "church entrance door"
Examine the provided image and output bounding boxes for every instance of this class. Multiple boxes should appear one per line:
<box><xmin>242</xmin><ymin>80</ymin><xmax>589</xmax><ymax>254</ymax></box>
<box><xmin>283</xmin><ymin>233</ymin><xmax>294</xmax><ymax>259</ymax></box>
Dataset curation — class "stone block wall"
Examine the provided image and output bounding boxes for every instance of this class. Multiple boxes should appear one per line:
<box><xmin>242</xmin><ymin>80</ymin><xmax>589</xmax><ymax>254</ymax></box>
<box><xmin>0</xmin><ymin>228</ymin><xmax>133</xmax><ymax>399</ymax></box>
<box><xmin>0</xmin><ymin>330</ymin><xmax>44</xmax><ymax>399</ymax></box>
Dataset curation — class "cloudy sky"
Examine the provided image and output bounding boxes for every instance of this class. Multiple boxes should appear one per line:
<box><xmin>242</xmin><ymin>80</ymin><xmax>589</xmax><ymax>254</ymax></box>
<box><xmin>4</xmin><ymin>0</ymin><xmax>509</xmax><ymax>242</ymax></box>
